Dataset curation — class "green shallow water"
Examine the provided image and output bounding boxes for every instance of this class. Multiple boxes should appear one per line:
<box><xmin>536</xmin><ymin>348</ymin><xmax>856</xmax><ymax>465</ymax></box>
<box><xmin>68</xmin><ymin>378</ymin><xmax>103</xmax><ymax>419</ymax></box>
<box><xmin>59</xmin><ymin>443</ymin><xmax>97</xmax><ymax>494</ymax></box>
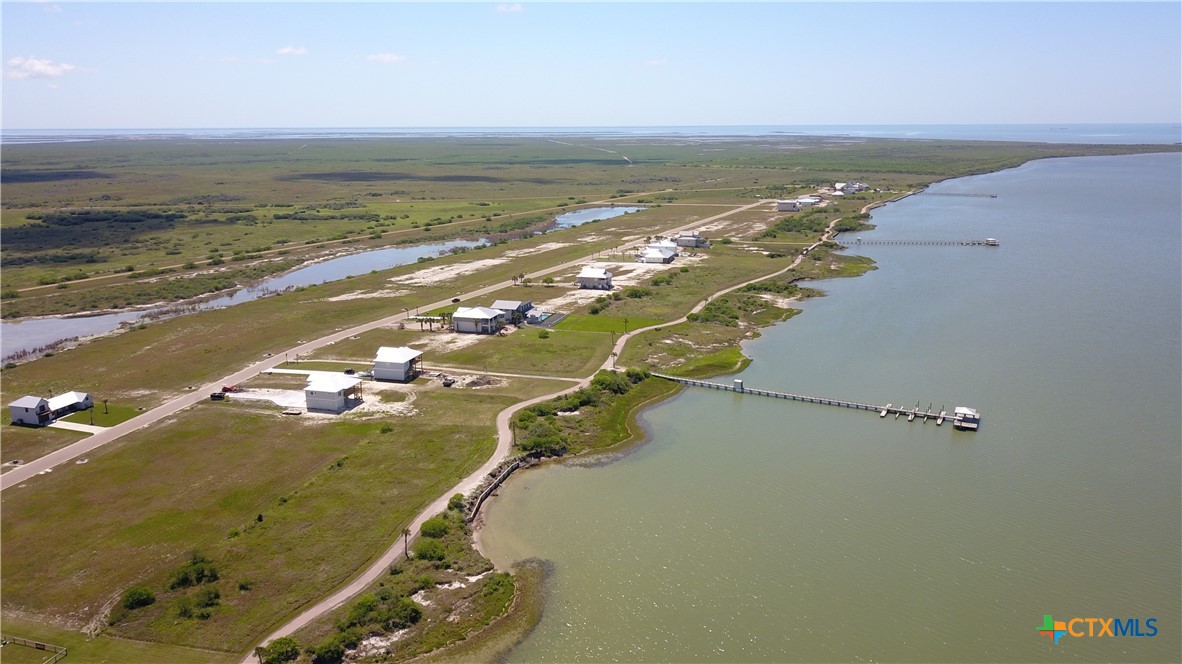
<box><xmin>481</xmin><ymin>153</ymin><xmax>1182</xmax><ymax>662</ymax></box>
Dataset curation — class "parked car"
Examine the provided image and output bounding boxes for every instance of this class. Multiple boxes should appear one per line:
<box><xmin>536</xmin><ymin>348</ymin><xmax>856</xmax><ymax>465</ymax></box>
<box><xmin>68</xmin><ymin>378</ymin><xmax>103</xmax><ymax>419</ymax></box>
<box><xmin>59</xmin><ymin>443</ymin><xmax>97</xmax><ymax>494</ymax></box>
<box><xmin>210</xmin><ymin>392</ymin><xmax>226</xmax><ymax>401</ymax></box>
<box><xmin>343</xmin><ymin>368</ymin><xmax>355</xmax><ymax>375</ymax></box>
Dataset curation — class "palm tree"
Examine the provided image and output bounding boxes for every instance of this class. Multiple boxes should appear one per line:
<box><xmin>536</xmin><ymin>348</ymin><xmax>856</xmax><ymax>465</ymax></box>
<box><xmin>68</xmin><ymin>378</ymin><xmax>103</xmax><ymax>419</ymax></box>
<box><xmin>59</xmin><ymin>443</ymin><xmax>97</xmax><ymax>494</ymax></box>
<box><xmin>403</xmin><ymin>528</ymin><xmax>411</xmax><ymax>559</ymax></box>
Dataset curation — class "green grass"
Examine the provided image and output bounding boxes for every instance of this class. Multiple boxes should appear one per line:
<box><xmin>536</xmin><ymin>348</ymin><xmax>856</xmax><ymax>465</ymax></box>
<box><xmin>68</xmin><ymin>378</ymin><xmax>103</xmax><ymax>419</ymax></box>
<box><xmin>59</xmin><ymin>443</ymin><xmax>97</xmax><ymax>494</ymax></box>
<box><xmin>1</xmin><ymin>376</ymin><xmax>566</xmax><ymax>651</ymax></box>
<box><xmin>553</xmin><ymin>313</ymin><xmax>663</xmax><ymax>334</ymax></box>
<box><xmin>0</xmin><ymin>618</ymin><xmax>235</xmax><ymax>664</ymax></box>
<box><xmin>61</xmin><ymin>403</ymin><xmax>140</xmax><ymax>427</ymax></box>
<box><xmin>432</xmin><ymin>327</ymin><xmax>612</xmax><ymax>378</ymax></box>
<box><xmin>0</xmin><ymin>423</ymin><xmax>86</xmax><ymax>469</ymax></box>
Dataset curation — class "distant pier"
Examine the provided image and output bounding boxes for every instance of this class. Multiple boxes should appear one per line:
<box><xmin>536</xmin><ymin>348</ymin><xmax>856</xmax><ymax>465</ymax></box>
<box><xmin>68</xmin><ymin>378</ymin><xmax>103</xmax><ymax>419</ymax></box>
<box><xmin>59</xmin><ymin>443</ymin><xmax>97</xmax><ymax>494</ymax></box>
<box><xmin>652</xmin><ymin>373</ymin><xmax>979</xmax><ymax>430</ymax></box>
<box><xmin>851</xmin><ymin>237</ymin><xmax>999</xmax><ymax>246</ymax></box>
<box><xmin>919</xmin><ymin>192</ymin><xmax>998</xmax><ymax>198</ymax></box>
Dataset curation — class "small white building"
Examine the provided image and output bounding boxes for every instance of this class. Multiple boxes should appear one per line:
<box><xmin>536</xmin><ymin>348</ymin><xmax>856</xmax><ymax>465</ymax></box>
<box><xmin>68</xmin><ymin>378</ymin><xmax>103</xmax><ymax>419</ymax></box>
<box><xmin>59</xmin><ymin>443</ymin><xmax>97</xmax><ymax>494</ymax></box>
<box><xmin>638</xmin><ymin>246</ymin><xmax>677</xmax><ymax>264</ymax></box>
<box><xmin>776</xmin><ymin>200</ymin><xmax>800</xmax><ymax>212</ymax></box>
<box><xmin>796</xmin><ymin>196</ymin><xmax>820</xmax><ymax>207</ymax></box>
<box><xmin>576</xmin><ymin>266</ymin><xmax>613</xmax><ymax>290</ymax></box>
<box><xmin>9</xmin><ymin>396</ymin><xmax>51</xmax><ymax>426</ymax></box>
<box><xmin>305</xmin><ymin>375</ymin><xmax>362</xmax><ymax>413</ymax></box>
<box><xmin>676</xmin><ymin>231</ymin><xmax>709</xmax><ymax>248</ymax></box>
<box><xmin>453</xmin><ymin>306</ymin><xmax>506</xmax><ymax>334</ymax></box>
<box><xmin>837</xmin><ymin>181</ymin><xmax>869</xmax><ymax>194</ymax></box>
<box><xmin>374</xmin><ymin>346</ymin><xmax>423</xmax><ymax>382</ymax></box>
<box><xmin>47</xmin><ymin>391</ymin><xmax>94</xmax><ymax>418</ymax></box>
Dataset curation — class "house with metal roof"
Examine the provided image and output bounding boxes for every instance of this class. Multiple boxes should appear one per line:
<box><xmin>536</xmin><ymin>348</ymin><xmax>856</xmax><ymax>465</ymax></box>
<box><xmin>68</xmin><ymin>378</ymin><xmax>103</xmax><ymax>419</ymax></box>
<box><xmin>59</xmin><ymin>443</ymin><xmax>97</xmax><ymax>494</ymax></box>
<box><xmin>8</xmin><ymin>396</ymin><xmax>51</xmax><ymax>426</ymax></box>
<box><xmin>638</xmin><ymin>246</ymin><xmax>676</xmax><ymax>264</ymax></box>
<box><xmin>374</xmin><ymin>346</ymin><xmax>423</xmax><ymax>382</ymax></box>
<box><xmin>453</xmin><ymin>306</ymin><xmax>506</xmax><ymax>334</ymax></box>
<box><xmin>305</xmin><ymin>374</ymin><xmax>362</xmax><ymax>412</ymax></box>
<box><xmin>47</xmin><ymin>391</ymin><xmax>93</xmax><ymax>418</ymax></box>
<box><xmin>491</xmin><ymin>299</ymin><xmax>533</xmax><ymax>324</ymax></box>
<box><xmin>576</xmin><ymin>266</ymin><xmax>613</xmax><ymax>290</ymax></box>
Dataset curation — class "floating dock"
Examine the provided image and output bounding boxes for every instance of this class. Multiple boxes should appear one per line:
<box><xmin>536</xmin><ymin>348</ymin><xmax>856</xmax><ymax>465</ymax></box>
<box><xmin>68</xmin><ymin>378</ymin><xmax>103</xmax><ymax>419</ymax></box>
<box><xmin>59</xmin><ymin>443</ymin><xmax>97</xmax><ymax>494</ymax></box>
<box><xmin>652</xmin><ymin>374</ymin><xmax>979</xmax><ymax>430</ymax></box>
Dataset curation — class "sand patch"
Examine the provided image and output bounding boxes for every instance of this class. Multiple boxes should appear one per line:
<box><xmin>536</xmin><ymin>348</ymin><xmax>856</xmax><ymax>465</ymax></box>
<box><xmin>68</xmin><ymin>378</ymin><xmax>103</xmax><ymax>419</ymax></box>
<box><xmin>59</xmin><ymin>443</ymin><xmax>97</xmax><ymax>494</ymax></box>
<box><xmin>322</xmin><ymin>288</ymin><xmax>411</xmax><ymax>302</ymax></box>
<box><xmin>348</xmin><ymin>630</ymin><xmax>410</xmax><ymax>659</ymax></box>
<box><xmin>409</xmin><ymin>331</ymin><xmax>486</xmax><ymax>354</ymax></box>
<box><xmin>503</xmin><ymin>242</ymin><xmax>572</xmax><ymax>257</ymax></box>
<box><xmin>389</xmin><ymin>258</ymin><xmax>506</xmax><ymax>287</ymax></box>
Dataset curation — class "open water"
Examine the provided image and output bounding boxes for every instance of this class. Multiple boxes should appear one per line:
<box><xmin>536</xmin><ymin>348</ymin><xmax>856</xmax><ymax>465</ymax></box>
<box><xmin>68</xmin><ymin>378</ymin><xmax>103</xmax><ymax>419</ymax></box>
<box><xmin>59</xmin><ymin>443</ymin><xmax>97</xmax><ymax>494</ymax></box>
<box><xmin>479</xmin><ymin>153</ymin><xmax>1181</xmax><ymax>662</ymax></box>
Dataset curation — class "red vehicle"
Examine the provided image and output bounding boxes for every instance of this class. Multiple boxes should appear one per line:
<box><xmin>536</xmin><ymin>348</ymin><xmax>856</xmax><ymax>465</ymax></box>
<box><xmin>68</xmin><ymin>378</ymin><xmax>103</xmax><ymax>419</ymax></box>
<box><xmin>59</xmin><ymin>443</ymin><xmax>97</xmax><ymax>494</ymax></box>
<box><xmin>222</xmin><ymin>385</ymin><xmax>241</xmax><ymax>393</ymax></box>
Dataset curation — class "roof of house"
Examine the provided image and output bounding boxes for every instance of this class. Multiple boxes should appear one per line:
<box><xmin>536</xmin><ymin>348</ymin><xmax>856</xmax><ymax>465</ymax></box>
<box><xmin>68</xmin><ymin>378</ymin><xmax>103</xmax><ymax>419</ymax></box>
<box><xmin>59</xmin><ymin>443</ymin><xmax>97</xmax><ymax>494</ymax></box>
<box><xmin>649</xmin><ymin>239</ymin><xmax>678</xmax><ymax>249</ymax></box>
<box><xmin>453</xmin><ymin>306</ymin><xmax>504</xmax><ymax>320</ymax></box>
<box><xmin>9</xmin><ymin>395</ymin><xmax>47</xmax><ymax>409</ymax></box>
<box><xmin>578</xmin><ymin>266</ymin><xmax>612</xmax><ymax>279</ymax></box>
<box><xmin>305</xmin><ymin>374</ymin><xmax>361</xmax><ymax>394</ymax></box>
<box><xmin>641</xmin><ymin>247</ymin><xmax>676</xmax><ymax>259</ymax></box>
<box><xmin>375</xmin><ymin>346</ymin><xmax>423</xmax><ymax>364</ymax></box>
<box><xmin>47</xmin><ymin>391</ymin><xmax>90</xmax><ymax>411</ymax></box>
<box><xmin>491</xmin><ymin>299</ymin><xmax>532</xmax><ymax>311</ymax></box>
<box><xmin>678</xmin><ymin>230</ymin><xmax>701</xmax><ymax>237</ymax></box>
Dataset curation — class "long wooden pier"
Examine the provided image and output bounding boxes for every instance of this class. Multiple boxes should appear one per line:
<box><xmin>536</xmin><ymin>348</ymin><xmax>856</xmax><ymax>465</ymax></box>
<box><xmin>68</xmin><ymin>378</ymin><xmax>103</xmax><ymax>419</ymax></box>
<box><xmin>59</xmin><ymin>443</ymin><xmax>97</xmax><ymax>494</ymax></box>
<box><xmin>652</xmin><ymin>373</ymin><xmax>974</xmax><ymax>428</ymax></box>
<box><xmin>851</xmin><ymin>238</ymin><xmax>999</xmax><ymax>246</ymax></box>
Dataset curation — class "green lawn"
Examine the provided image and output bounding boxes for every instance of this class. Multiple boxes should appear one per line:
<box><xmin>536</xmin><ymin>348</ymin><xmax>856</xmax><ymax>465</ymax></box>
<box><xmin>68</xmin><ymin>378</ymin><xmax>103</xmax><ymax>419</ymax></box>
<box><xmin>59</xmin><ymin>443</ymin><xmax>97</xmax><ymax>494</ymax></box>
<box><xmin>61</xmin><ymin>403</ymin><xmax>140</xmax><ymax>427</ymax></box>
<box><xmin>553</xmin><ymin>313</ymin><xmax>663</xmax><ymax>334</ymax></box>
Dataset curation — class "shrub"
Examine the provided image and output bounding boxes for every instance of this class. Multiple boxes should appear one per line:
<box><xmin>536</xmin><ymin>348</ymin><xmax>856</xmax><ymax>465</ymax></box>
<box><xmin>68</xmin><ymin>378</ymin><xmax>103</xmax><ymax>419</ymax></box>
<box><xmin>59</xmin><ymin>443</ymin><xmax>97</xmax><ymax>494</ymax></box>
<box><xmin>413</xmin><ymin>538</ymin><xmax>446</xmax><ymax>561</ymax></box>
<box><xmin>420</xmin><ymin>516</ymin><xmax>449</xmax><ymax>538</ymax></box>
<box><xmin>194</xmin><ymin>587</ymin><xmax>220</xmax><ymax>608</ymax></box>
<box><xmin>380</xmin><ymin>597</ymin><xmax>422</xmax><ymax>629</ymax></box>
<box><xmin>537</xmin><ymin>329</ymin><xmax>550</xmax><ymax>339</ymax></box>
<box><xmin>121</xmin><ymin>585</ymin><xmax>155</xmax><ymax>610</ymax></box>
<box><xmin>169</xmin><ymin>552</ymin><xmax>219</xmax><ymax>589</ymax></box>
<box><xmin>448</xmin><ymin>493</ymin><xmax>465</xmax><ymax>511</ymax></box>
<box><xmin>310</xmin><ymin>639</ymin><xmax>345</xmax><ymax>664</ymax></box>
<box><xmin>259</xmin><ymin>637</ymin><xmax>301</xmax><ymax>664</ymax></box>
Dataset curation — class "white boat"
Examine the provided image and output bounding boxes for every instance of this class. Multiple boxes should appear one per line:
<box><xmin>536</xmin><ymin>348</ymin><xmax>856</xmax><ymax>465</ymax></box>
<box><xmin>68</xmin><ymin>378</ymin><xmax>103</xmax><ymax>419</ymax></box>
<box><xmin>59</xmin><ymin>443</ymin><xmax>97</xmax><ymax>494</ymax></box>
<box><xmin>953</xmin><ymin>406</ymin><xmax>981</xmax><ymax>431</ymax></box>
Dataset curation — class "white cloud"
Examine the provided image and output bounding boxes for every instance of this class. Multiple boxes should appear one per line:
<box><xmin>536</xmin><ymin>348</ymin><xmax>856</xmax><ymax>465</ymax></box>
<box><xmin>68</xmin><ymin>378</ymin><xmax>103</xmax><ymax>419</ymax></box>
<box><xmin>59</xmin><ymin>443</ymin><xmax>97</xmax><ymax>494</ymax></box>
<box><xmin>496</xmin><ymin>3</ymin><xmax>524</xmax><ymax>13</ymax></box>
<box><xmin>276</xmin><ymin>46</ymin><xmax>308</xmax><ymax>56</ymax></box>
<box><xmin>366</xmin><ymin>53</ymin><xmax>407</xmax><ymax>64</ymax></box>
<box><xmin>5</xmin><ymin>56</ymin><xmax>77</xmax><ymax>80</ymax></box>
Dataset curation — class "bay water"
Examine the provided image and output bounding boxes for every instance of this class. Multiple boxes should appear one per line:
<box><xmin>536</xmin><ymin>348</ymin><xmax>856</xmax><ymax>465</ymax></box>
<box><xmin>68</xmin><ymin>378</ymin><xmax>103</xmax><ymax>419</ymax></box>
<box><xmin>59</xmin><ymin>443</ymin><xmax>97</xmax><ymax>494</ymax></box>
<box><xmin>479</xmin><ymin>153</ymin><xmax>1181</xmax><ymax>662</ymax></box>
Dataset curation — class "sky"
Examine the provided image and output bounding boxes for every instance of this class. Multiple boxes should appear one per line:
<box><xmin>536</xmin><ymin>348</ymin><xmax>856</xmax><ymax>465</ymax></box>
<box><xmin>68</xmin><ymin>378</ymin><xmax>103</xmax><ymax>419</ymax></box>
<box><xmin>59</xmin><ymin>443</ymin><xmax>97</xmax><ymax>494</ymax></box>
<box><xmin>2</xmin><ymin>1</ymin><xmax>1180</xmax><ymax>129</ymax></box>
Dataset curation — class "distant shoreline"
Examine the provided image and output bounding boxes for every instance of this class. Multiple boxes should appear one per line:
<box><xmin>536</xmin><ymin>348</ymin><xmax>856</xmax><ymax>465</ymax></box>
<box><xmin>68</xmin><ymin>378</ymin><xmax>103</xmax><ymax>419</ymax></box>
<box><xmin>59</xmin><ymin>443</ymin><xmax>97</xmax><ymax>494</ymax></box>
<box><xmin>3</xmin><ymin>123</ymin><xmax>1180</xmax><ymax>145</ymax></box>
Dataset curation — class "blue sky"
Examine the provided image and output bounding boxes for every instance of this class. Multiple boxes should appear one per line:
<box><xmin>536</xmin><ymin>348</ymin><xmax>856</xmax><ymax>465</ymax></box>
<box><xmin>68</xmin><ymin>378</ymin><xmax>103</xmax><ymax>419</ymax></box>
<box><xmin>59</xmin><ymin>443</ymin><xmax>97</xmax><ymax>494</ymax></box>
<box><xmin>3</xmin><ymin>2</ymin><xmax>1180</xmax><ymax>128</ymax></box>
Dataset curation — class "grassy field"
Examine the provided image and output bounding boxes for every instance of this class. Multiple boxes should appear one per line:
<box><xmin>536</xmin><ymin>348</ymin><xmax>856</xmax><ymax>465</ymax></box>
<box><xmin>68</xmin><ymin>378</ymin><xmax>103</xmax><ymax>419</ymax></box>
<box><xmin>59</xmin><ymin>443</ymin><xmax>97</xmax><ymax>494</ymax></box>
<box><xmin>553</xmin><ymin>313</ymin><xmax>664</xmax><ymax>333</ymax></box>
<box><xmin>0</xmin><ymin>618</ymin><xmax>235</xmax><ymax>664</ymax></box>
<box><xmin>0</xmin><ymin>376</ymin><xmax>567</xmax><ymax>652</ymax></box>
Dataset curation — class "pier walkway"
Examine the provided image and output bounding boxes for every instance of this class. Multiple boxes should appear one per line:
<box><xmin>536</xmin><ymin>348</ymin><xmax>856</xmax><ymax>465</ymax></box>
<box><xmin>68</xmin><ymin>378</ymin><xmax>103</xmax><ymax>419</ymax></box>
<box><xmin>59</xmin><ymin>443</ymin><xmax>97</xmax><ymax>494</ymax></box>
<box><xmin>850</xmin><ymin>238</ymin><xmax>999</xmax><ymax>246</ymax></box>
<box><xmin>652</xmin><ymin>373</ymin><xmax>975</xmax><ymax>428</ymax></box>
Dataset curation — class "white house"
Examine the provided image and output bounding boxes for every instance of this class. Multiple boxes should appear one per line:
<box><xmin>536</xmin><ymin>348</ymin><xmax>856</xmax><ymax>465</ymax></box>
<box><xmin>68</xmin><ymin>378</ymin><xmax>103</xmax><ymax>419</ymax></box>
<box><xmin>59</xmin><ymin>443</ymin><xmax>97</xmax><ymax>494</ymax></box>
<box><xmin>776</xmin><ymin>200</ymin><xmax>800</xmax><ymax>212</ymax></box>
<box><xmin>374</xmin><ymin>346</ymin><xmax>422</xmax><ymax>382</ymax></box>
<box><xmin>837</xmin><ymin>181</ymin><xmax>869</xmax><ymax>194</ymax></box>
<box><xmin>648</xmin><ymin>238</ymin><xmax>679</xmax><ymax>254</ymax></box>
<box><xmin>453</xmin><ymin>306</ymin><xmax>506</xmax><ymax>334</ymax></box>
<box><xmin>305</xmin><ymin>374</ymin><xmax>361</xmax><ymax>413</ymax></box>
<box><xmin>491</xmin><ymin>299</ymin><xmax>533</xmax><ymax>324</ymax></box>
<box><xmin>638</xmin><ymin>246</ymin><xmax>676</xmax><ymax>264</ymax></box>
<box><xmin>9</xmin><ymin>396</ymin><xmax>51</xmax><ymax>426</ymax></box>
<box><xmin>576</xmin><ymin>266</ymin><xmax>613</xmax><ymax>290</ymax></box>
<box><xmin>796</xmin><ymin>196</ymin><xmax>820</xmax><ymax>207</ymax></box>
<box><xmin>676</xmin><ymin>231</ymin><xmax>709</xmax><ymax>248</ymax></box>
<box><xmin>47</xmin><ymin>391</ymin><xmax>93</xmax><ymax>418</ymax></box>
